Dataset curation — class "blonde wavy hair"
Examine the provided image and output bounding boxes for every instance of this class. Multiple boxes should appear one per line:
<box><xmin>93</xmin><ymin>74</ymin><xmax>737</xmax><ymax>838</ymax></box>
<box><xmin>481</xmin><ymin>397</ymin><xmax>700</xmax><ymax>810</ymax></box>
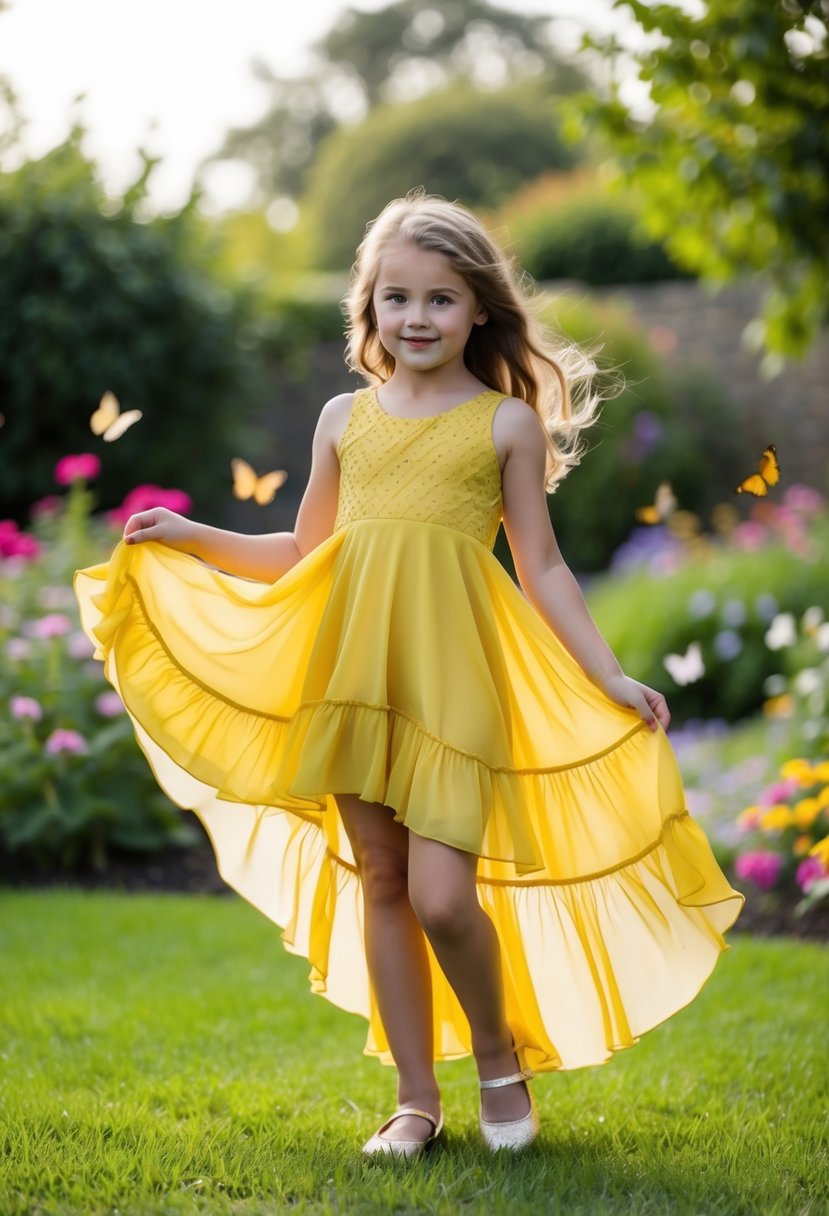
<box><xmin>344</xmin><ymin>188</ymin><xmax>608</xmax><ymax>491</ymax></box>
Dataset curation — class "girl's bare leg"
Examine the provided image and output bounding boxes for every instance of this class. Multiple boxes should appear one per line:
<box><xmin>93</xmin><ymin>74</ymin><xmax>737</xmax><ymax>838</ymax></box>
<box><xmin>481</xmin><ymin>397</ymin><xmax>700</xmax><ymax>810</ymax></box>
<box><xmin>407</xmin><ymin>833</ymin><xmax>532</xmax><ymax>1123</ymax></box>
<box><xmin>335</xmin><ymin>794</ymin><xmax>440</xmax><ymax>1143</ymax></box>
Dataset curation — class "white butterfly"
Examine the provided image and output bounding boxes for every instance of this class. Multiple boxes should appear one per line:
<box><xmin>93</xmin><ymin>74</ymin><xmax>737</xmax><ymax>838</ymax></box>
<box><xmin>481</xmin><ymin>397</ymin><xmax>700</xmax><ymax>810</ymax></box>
<box><xmin>663</xmin><ymin>642</ymin><xmax>705</xmax><ymax>686</ymax></box>
<box><xmin>90</xmin><ymin>391</ymin><xmax>143</xmax><ymax>442</ymax></box>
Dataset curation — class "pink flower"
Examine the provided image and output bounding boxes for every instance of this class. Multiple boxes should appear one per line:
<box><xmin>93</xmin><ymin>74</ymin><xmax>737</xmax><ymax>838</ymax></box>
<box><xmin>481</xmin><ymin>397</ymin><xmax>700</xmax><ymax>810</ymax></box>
<box><xmin>732</xmin><ymin>521</ymin><xmax>767</xmax><ymax>551</ymax></box>
<box><xmin>0</xmin><ymin>520</ymin><xmax>40</xmax><ymax>561</ymax></box>
<box><xmin>795</xmin><ymin>855</ymin><xmax>828</xmax><ymax>894</ymax></box>
<box><xmin>734</xmin><ymin>850</ymin><xmax>783</xmax><ymax>890</ymax></box>
<box><xmin>30</xmin><ymin>495</ymin><xmax>63</xmax><ymax>521</ymax></box>
<box><xmin>44</xmin><ymin>729</ymin><xmax>89</xmax><ymax>756</ymax></box>
<box><xmin>54</xmin><ymin>453</ymin><xmax>101</xmax><ymax>485</ymax></box>
<box><xmin>783</xmin><ymin>484</ymin><xmax>824</xmax><ymax>517</ymax></box>
<box><xmin>23</xmin><ymin>613</ymin><xmax>73</xmax><ymax>639</ymax></box>
<box><xmin>108</xmin><ymin>484</ymin><xmax>193</xmax><ymax>526</ymax></box>
<box><xmin>757</xmin><ymin>779</ymin><xmax>799</xmax><ymax>808</ymax></box>
<box><xmin>95</xmin><ymin>690</ymin><xmax>125</xmax><ymax>717</ymax></box>
<box><xmin>10</xmin><ymin>695</ymin><xmax>43</xmax><ymax>721</ymax></box>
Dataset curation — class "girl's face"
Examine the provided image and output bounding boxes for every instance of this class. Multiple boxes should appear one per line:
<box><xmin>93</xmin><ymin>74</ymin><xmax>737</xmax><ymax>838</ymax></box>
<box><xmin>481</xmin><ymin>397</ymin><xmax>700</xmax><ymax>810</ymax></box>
<box><xmin>371</xmin><ymin>240</ymin><xmax>487</xmax><ymax>375</ymax></box>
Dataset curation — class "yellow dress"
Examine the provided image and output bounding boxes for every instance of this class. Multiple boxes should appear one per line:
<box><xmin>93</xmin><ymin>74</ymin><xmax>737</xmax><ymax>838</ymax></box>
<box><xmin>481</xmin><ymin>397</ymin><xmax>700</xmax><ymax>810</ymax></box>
<box><xmin>74</xmin><ymin>386</ymin><xmax>743</xmax><ymax>1073</ymax></box>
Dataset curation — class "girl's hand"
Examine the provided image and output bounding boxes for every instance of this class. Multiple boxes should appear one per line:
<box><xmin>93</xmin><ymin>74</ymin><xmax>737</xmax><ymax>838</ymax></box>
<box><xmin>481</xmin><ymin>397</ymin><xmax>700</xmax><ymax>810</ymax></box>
<box><xmin>123</xmin><ymin>508</ymin><xmax>197</xmax><ymax>553</ymax></box>
<box><xmin>600</xmin><ymin>673</ymin><xmax>671</xmax><ymax>733</ymax></box>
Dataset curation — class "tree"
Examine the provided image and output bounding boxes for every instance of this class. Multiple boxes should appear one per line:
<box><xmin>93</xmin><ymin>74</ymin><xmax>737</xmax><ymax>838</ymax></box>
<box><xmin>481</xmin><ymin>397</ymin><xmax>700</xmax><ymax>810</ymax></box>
<box><xmin>575</xmin><ymin>0</ymin><xmax>829</xmax><ymax>366</ymax></box>
<box><xmin>303</xmin><ymin>80</ymin><xmax>578</xmax><ymax>268</ymax></box>
<box><xmin>207</xmin><ymin>0</ymin><xmax>585</xmax><ymax>204</ymax></box>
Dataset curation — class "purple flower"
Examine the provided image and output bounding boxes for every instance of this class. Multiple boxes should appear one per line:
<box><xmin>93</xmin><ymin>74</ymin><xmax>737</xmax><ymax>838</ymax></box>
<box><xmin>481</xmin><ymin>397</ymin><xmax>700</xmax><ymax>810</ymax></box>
<box><xmin>54</xmin><ymin>453</ymin><xmax>101</xmax><ymax>485</ymax></box>
<box><xmin>734</xmin><ymin>850</ymin><xmax>783</xmax><ymax>891</ymax></box>
<box><xmin>10</xmin><ymin>695</ymin><xmax>43</xmax><ymax>721</ymax></box>
<box><xmin>95</xmin><ymin>691</ymin><xmax>125</xmax><ymax>717</ymax></box>
<box><xmin>733</xmin><ymin>521</ymin><xmax>767</xmax><ymax>551</ymax></box>
<box><xmin>67</xmin><ymin>631</ymin><xmax>95</xmax><ymax>660</ymax></box>
<box><xmin>44</xmin><ymin>729</ymin><xmax>89</xmax><ymax>756</ymax></box>
<box><xmin>5</xmin><ymin>637</ymin><xmax>33</xmax><ymax>661</ymax></box>
<box><xmin>713</xmin><ymin>629</ymin><xmax>743</xmax><ymax>661</ymax></box>
<box><xmin>30</xmin><ymin>495</ymin><xmax>63</xmax><ymax>521</ymax></box>
<box><xmin>23</xmin><ymin>613</ymin><xmax>73</xmax><ymax>640</ymax></box>
<box><xmin>795</xmin><ymin>856</ymin><xmax>827</xmax><ymax>894</ymax></box>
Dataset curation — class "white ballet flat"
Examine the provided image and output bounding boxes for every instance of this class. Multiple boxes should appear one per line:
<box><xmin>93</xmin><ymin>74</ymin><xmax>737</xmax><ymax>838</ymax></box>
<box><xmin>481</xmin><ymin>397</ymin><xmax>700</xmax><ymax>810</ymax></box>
<box><xmin>479</xmin><ymin>1068</ymin><xmax>539</xmax><ymax>1152</ymax></box>
<box><xmin>362</xmin><ymin>1107</ymin><xmax>444</xmax><ymax>1160</ymax></box>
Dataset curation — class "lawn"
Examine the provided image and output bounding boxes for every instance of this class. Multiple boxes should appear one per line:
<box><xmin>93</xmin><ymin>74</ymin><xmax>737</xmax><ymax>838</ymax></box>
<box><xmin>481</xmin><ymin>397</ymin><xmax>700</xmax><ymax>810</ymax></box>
<box><xmin>1</xmin><ymin>891</ymin><xmax>827</xmax><ymax>1216</ymax></box>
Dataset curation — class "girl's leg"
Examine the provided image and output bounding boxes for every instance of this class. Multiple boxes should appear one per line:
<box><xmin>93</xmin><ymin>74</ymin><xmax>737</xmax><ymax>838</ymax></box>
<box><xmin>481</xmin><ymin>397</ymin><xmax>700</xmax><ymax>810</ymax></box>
<box><xmin>407</xmin><ymin>833</ymin><xmax>531</xmax><ymax>1123</ymax></box>
<box><xmin>334</xmin><ymin>794</ymin><xmax>440</xmax><ymax>1142</ymax></box>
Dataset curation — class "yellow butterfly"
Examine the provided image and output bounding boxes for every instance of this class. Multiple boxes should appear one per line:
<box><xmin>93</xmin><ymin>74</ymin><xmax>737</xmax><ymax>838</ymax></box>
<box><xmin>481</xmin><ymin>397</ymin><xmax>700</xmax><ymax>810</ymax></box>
<box><xmin>735</xmin><ymin>445</ymin><xmax>780</xmax><ymax>496</ymax></box>
<box><xmin>231</xmin><ymin>458</ymin><xmax>288</xmax><ymax>506</ymax></box>
<box><xmin>635</xmin><ymin>482</ymin><xmax>677</xmax><ymax>525</ymax></box>
<box><xmin>90</xmin><ymin>391</ymin><xmax>143</xmax><ymax>442</ymax></box>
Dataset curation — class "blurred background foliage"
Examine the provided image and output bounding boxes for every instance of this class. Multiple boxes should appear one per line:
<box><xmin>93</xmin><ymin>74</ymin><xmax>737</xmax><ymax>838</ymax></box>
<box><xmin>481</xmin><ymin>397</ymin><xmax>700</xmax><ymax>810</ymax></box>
<box><xmin>574</xmin><ymin>0</ymin><xmax>829</xmax><ymax>368</ymax></box>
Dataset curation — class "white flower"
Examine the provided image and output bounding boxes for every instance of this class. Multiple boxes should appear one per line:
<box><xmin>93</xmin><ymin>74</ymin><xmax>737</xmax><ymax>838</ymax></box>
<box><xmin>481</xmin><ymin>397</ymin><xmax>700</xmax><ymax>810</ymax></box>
<box><xmin>664</xmin><ymin>642</ymin><xmax>705</xmax><ymax>686</ymax></box>
<box><xmin>793</xmin><ymin>668</ymin><xmax>822</xmax><ymax>696</ymax></box>
<box><xmin>765</xmin><ymin>613</ymin><xmax>796</xmax><ymax>650</ymax></box>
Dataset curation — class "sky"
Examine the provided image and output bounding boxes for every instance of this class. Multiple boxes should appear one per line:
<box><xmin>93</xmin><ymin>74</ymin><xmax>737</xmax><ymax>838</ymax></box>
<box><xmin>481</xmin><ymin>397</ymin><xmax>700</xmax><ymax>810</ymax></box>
<box><xmin>0</xmin><ymin>0</ymin><xmax>645</xmax><ymax>215</ymax></box>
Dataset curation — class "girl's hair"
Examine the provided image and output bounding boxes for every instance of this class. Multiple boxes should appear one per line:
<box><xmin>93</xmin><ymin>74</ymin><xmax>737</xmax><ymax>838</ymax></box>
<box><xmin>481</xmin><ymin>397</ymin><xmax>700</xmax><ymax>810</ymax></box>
<box><xmin>343</xmin><ymin>188</ymin><xmax>611</xmax><ymax>492</ymax></box>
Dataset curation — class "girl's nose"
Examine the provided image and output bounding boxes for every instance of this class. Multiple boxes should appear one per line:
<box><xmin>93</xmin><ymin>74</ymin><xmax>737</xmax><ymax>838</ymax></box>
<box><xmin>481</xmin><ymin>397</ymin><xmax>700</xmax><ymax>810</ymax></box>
<box><xmin>406</xmin><ymin>300</ymin><xmax>428</xmax><ymax>326</ymax></box>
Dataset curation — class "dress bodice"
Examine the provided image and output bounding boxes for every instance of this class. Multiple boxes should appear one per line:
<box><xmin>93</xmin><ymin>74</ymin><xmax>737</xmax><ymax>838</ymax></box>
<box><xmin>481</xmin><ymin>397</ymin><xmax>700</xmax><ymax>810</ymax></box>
<box><xmin>333</xmin><ymin>386</ymin><xmax>505</xmax><ymax>549</ymax></box>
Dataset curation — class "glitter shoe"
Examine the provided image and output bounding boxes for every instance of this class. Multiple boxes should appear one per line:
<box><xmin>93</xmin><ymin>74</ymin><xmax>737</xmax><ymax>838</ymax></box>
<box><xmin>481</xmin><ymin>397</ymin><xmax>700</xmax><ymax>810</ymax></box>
<box><xmin>362</xmin><ymin>1107</ymin><xmax>444</xmax><ymax>1160</ymax></box>
<box><xmin>478</xmin><ymin>1068</ymin><xmax>539</xmax><ymax>1151</ymax></box>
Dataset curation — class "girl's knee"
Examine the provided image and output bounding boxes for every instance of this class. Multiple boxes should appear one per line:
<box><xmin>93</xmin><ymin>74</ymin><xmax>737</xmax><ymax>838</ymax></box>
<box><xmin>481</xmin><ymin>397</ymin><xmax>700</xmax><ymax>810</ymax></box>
<box><xmin>409</xmin><ymin>884</ymin><xmax>474</xmax><ymax>940</ymax></box>
<box><xmin>356</xmin><ymin>845</ymin><xmax>409</xmax><ymax>908</ymax></box>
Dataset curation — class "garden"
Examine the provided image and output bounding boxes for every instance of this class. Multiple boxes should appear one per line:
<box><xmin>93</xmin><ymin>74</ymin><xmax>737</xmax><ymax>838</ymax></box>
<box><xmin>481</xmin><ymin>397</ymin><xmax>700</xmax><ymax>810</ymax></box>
<box><xmin>2</xmin><ymin>0</ymin><xmax>828</xmax><ymax>1212</ymax></box>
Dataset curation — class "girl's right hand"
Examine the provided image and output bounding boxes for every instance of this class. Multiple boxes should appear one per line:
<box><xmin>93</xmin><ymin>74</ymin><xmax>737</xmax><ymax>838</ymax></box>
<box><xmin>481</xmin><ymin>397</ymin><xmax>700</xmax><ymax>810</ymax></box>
<box><xmin>123</xmin><ymin>508</ymin><xmax>197</xmax><ymax>552</ymax></box>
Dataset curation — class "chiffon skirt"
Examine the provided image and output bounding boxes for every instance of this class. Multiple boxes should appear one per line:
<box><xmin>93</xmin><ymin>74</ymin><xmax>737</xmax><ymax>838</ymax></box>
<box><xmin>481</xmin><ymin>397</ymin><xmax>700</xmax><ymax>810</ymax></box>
<box><xmin>74</xmin><ymin>517</ymin><xmax>743</xmax><ymax>1072</ymax></box>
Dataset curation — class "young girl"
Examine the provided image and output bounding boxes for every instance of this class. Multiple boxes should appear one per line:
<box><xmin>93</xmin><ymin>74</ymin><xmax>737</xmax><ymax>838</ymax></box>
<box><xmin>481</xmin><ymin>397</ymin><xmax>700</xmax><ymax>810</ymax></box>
<box><xmin>75</xmin><ymin>190</ymin><xmax>743</xmax><ymax>1159</ymax></box>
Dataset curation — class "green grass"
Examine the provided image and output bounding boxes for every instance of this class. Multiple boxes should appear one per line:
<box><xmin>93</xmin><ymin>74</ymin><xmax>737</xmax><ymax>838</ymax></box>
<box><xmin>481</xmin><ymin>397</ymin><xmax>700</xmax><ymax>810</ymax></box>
<box><xmin>1</xmin><ymin>891</ymin><xmax>827</xmax><ymax>1215</ymax></box>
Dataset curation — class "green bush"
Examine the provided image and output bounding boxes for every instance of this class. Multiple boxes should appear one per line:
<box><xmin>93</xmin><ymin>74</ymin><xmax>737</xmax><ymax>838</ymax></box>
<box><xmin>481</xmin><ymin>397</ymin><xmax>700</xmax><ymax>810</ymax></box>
<box><xmin>513</xmin><ymin>194</ymin><xmax>691</xmax><ymax>285</ymax></box>
<box><xmin>0</xmin><ymin>131</ymin><xmax>262</xmax><ymax>525</ymax></box>
<box><xmin>0</xmin><ymin>482</ymin><xmax>196</xmax><ymax>870</ymax></box>
<box><xmin>584</xmin><ymin>496</ymin><xmax>829</xmax><ymax>724</ymax></box>
<box><xmin>304</xmin><ymin>81</ymin><xmax>580</xmax><ymax>269</ymax></box>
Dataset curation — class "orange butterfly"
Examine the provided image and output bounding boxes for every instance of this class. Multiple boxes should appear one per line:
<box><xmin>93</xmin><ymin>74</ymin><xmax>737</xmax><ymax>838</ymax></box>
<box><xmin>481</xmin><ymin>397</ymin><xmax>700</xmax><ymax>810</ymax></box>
<box><xmin>635</xmin><ymin>482</ymin><xmax>677</xmax><ymax>525</ymax></box>
<box><xmin>231</xmin><ymin>458</ymin><xmax>288</xmax><ymax>506</ymax></box>
<box><xmin>90</xmin><ymin>391</ymin><xmax>143</xmax><ymax>442</ymax></box>
<box><xmin>735</xmin><ymin>446</ymin><xmax>780</xmax><ymax>497</ymax></box>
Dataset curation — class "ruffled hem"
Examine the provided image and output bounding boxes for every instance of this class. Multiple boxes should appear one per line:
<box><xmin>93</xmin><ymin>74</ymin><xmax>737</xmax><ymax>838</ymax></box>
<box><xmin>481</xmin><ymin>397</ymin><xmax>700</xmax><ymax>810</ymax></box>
<box><xmin>74</xmin><ymin>528</ymin><xmax>744</xmax><ymax>1071</ymax></box>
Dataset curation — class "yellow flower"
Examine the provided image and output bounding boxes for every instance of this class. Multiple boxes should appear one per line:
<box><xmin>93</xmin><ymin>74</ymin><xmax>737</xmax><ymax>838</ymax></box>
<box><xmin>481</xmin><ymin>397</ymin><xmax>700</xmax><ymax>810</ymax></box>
<box><xmin>793</xmin><ymin>834</ymin><xmax>813</xmax><ymax>857</ymax></box>
<box><xmin>809</xmin><ymin>836</ymin><xmax>829</xmax><ymax>868</ymax></box>
<box><xmin>763</xmin><ymin>694</ymin><xmax>793</xmax><ymax>718</ymax></box>
<box><xmin>760</xmin><ymin>806</ymin><xmax>793</xmax><ymax>832</ymax></box>
<box><xmin>780</xmin><ymin>758</ymin><xmax>815</xmax><ymax>786</ymax></box>
<box><xmin>817</xmin><ymin>786</ymin><xmax>829</xmax><ymax>810</ymax></box>
<box><xmin>792</xmin><ymin>798</ymin><xmax>820</xmax><ymax>829</ymax></box>
<box><xmin>812</xmin><ymin>761</ymin><xmax>829</xmax><ymax>783</ymax></box>
<box><xmin>737</xmin><ymin>806</ymin><xmax>762</xmax><ymax>829</ymax></box>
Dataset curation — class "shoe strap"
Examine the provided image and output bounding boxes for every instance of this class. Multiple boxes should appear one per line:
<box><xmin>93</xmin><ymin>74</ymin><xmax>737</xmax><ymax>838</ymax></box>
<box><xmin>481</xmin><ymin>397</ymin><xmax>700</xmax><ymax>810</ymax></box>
<box><xmin>378</xmin><ymin>1107</ymin><xmax>440</xmax><ymax>1133</ymax></box>
<box><xmin>480</xmin><ymin>1069</ymin><xmax>534</xmax><ymax>1090</ymax></box>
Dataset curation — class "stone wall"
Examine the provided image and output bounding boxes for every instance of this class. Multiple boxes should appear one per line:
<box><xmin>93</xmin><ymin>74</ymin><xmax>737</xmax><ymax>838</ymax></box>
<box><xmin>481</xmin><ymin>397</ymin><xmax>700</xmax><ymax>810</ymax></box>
<box><xmin>585</xmin><ymin>280</ymin><xmax>828</xmax><ymax>491</ymax></box>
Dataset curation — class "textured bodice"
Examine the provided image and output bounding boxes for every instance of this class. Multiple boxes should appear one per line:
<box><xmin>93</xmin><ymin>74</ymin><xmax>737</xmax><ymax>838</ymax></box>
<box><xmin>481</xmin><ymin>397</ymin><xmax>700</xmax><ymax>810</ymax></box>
<box><xmin>333</xmin><ymin>386</ymin><xmax>505</xmax><ymax>549</ymax></box>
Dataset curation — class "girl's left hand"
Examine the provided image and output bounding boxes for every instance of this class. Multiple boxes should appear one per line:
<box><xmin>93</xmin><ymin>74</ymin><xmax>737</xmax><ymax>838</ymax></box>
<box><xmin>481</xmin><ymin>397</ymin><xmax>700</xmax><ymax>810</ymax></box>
<box><xmin>600</xmin><ymin>673</ymin><xmax>671</xmax><ymax>733</ymax></box>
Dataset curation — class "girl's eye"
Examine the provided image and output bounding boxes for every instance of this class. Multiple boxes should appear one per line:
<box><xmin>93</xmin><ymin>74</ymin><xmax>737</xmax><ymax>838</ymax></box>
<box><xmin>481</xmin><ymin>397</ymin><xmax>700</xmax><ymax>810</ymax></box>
<box><xmin>432</xmin><ymin>295</ymin><xmax>452</xmax><ymax>306</ymax></box>
<box><xmin>385</xmin><ymin>294</ymin><xmax>406</xmax><ymax>304</ymax></box>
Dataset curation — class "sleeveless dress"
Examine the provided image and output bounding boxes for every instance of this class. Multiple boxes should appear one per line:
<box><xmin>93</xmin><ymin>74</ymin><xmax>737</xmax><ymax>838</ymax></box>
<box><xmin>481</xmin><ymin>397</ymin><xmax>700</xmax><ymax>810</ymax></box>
<box><xmin>74</xmin><ymin>385</ymin><xmax>743</xmax><ymax>1073</ymax></box>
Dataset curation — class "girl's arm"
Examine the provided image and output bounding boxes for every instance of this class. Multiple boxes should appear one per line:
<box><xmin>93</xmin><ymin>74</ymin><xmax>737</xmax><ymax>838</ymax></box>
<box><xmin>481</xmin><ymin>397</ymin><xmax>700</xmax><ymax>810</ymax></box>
<box><xmin>499</xmin><ymin>400</ymin><xmax>670</xmax><ymax>732</ymax></box>
<box><xmin>123</xmin><ymin>394</ymin><xmax>349</xmax><ymax>582</ymax></box>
